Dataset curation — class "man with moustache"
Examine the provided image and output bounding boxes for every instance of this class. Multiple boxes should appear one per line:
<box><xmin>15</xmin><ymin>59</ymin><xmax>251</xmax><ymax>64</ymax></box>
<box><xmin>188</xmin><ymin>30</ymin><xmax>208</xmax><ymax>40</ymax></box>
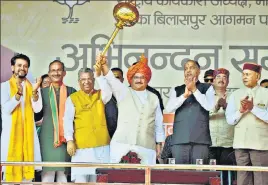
<box><xmin>96</xmin><ymin>54</ymin><xmax>165</xmax><ymax>164</ymax></box>
<box><xmin>1</xmin><ymin>54</ymin><xmax>42</xmax><ymax>184</ymax></box>
<box><xmin>39</xmin><ymin>60</ymin><xmax>76</xmax><ymax>183</ymax></box>
<box><xmin>226</xmin><ymin>63</ymin><xmax>268</xmax><ymax>185</ymax></box>
<box><xmin>132</xmin><ymin>62</ymin><xmax>165</xmax><ymax>113</ymax></box>
<box><xmin>165</xmin><ymin>60</ymin><xmax>215</xmax><ymax>164</ymax></box>
<box><xmin>64</xmin><ymin>67</ymin><xmax>111</xmax><ymax>182</ymax></box>
<box><xmin>209</xmin><ymin>68</ymin><xmax>236</xmax><ymax>185</ymax></box>
<box><xmin>105</xmin><ymin>67</ymin><xmax>124</xmax><ymax>138</ymax></box>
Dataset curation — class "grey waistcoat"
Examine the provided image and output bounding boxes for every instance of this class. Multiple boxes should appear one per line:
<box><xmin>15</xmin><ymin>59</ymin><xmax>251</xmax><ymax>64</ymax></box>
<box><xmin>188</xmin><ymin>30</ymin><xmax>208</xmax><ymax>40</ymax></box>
<box><xmin>172</xmin><ymin>81</ymin><xmax>212</xmax><ymax>145</ymax></box>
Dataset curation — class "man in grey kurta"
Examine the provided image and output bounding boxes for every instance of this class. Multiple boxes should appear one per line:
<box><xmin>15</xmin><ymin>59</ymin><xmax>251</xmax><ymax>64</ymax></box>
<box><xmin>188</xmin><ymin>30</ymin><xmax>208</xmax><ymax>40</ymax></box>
<box><xmin>39</xmin><ymin>60</ymin><xmax>76</xmax><ymax>182</ymax></box>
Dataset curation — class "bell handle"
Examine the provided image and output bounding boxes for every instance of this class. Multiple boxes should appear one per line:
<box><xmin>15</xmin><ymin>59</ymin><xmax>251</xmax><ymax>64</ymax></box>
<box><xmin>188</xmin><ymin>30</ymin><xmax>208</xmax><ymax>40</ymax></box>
<box><xmin>101</xmin><ymin>28</ymin><xmax>121</xmax><ymax>56</ymax></box>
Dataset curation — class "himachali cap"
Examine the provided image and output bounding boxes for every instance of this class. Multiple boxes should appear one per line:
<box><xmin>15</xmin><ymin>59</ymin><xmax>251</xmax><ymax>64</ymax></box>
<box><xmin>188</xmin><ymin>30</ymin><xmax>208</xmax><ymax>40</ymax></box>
<box><xmin>243</xmin><ymin>62</ymin><xmax>262</xmax><ymax>73</ymax></box>
<box><xmin>213</xmin><ymin>68</ymin><xmax>230</xmax><ymax>78</ymax></box>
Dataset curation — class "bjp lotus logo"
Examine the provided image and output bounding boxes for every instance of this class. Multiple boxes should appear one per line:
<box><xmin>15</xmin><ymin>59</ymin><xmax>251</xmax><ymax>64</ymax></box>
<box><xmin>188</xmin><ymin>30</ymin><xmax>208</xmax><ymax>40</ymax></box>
<box><xmin>54</xmin><ymin>0</ymin><xmax>90</xmax><ymax>24</ymax></box>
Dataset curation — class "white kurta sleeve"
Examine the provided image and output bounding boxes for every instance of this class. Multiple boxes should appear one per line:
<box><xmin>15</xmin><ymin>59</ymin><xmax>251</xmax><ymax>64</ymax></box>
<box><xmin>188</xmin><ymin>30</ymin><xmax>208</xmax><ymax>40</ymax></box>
<box><xmin>96</xmin><ymin>76</ymin><xmax>112</xmax><ymax>104</ymax></box>
<box><xmin>31</xmin><ymin>88</ymin><xmax>42</xmax><ymax>113</ymax></box>
<box><xmin>225</xmin><ymin>93</ymin><xmax>243</xmax><ymax>125</ymax></box>
<box><xmin>63</xmin><ymin>97</ymin><xmax>75</xmax><ymax>141</ymax></box>
<box><xmin>193</xmin><ymin>85</ymin><xmax>215</xmax><ymax>111</ymax></box>
<box><xmin>155</xmin><ymin>103</ymin><xmax>165</xmax><ymax>142</ymax></box>
<box><xmin>165</xmin><ymin>87</ymin><xmax>186</xmax><ymax>113</ymax></box>
<box><xmin>251</xmin><ymin>106</ymin><xmax>268</xmax><ymax>123</ymax></box>
<box><xmin>1</xmin><ymin>81</ymin><xmax>21</xmax><ymax>114</ymax></box>
<box><xmin>104</xmin><ymin>70</ymin><xmax>127</xmax><ymax>103</ymax></box>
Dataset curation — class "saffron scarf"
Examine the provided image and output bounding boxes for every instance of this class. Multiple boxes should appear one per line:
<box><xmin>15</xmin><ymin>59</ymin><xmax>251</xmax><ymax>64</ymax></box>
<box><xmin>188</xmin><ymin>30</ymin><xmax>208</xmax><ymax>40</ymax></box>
<box><xmin>6</xmin><ymin>75</ymin><xmax>34</xmax><ymax>182</ymax></box>
<box><xmin>49</xmin><ymin>84</ymin><xmax>67</xmax><ymax>147</ymax></box>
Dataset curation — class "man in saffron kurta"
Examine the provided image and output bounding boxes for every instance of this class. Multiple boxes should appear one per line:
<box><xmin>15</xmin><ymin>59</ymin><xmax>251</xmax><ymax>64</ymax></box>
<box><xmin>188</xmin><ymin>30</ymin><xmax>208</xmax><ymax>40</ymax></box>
<box><xmin>39</xmin><ymin>60</ymin><xmax>76</xmax><ymax>182</ymax></box>
<box><xmin>96</xmin><ymin>54</ymin><xmax>165</xmax><ymax>165</ymax></box>
<box><xmin>1</xmin><ymin>54</ymin><xmax>42</xmax><ymax>184</ymax></box>
<box><xmin>64</xmin><ymin>67</ymin><xmax>112</xmax><ymax>182</ymax></box>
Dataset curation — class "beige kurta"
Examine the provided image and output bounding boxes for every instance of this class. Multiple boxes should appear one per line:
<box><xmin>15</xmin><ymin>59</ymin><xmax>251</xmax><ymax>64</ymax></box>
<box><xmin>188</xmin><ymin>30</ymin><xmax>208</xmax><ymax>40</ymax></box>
<box><xmin>225</xmin><ymin>86</ymin><xmax>268</xmax><ymax>150</ymax></box>
<box><xmin>209</xmin><ymin>93</ymin><xmax>234</xmax><ymax>148</ymax></box>
<box><xmin>104</xmin><ymin>70</ymin><xmax>165</xmax><ymax>164</ymax></box>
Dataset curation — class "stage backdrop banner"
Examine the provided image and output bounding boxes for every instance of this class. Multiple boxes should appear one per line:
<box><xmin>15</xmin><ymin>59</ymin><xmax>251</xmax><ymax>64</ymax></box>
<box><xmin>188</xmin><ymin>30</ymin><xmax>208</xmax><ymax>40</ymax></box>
<box><xmin>1</xmin><ymin>0</ymin><xmax>268</xmax><ymax>135</ymax></box>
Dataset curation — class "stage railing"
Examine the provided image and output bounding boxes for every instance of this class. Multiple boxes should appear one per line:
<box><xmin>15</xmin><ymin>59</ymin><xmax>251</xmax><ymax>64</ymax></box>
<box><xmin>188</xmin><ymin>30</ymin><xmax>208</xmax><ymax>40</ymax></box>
<box><xmin>1</xmin><ymin>162</ymin><xmax>268</xmax><ymax>185</ymax></box>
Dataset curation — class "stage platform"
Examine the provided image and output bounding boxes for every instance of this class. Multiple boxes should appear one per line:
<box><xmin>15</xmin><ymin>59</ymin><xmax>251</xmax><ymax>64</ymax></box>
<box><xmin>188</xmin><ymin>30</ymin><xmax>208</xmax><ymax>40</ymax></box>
<box><xmin>96</xmin><ymin>168</ymin><xmax>221</xmax><ymax>185</ymax></box>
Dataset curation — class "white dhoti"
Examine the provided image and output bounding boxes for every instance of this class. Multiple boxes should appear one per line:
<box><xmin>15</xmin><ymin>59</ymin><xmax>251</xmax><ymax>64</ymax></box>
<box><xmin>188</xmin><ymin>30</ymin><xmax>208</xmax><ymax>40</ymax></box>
<box><xmin>71</xmin><ymin>145</ymin><xmax>110</xmax><ymax>182</ymax></box>
<box><xmin>110</xmin><ymin>140</ymin><xmax>156</xmax><ymax>165</ymax></box>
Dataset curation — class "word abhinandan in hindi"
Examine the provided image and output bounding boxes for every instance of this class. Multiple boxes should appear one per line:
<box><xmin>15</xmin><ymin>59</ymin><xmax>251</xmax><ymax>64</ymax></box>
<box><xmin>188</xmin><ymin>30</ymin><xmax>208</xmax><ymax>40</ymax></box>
<box><xmin>56</xmin><ymin>34</ymin><xmax>268</xmax><ymax>73</ymax></box>
<box><xmin>58</xmin><ymin>34</ymin><xmax>221</xmax><ymax>71</ymax></box>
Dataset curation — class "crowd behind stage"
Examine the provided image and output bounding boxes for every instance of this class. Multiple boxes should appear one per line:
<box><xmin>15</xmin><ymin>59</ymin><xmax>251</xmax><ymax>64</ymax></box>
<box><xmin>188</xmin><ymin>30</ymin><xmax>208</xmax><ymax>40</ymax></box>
<box><xmin>0</xmin><ymin>53</ymin><xmax>268</xmax><ymax>185</ymax></box>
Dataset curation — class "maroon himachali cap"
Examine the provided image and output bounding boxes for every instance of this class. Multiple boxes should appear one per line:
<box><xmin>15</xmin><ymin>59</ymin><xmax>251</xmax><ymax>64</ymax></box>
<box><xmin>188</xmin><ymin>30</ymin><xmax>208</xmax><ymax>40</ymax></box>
<box><xmin>243</xmin><ymin>62</ymin><xmax>262</xmax><ymax>73</ymax></box>
<box><xmin>213</xmin><ymin>68</ymin><xmax>230</xmax><ymax>79</ymax></box>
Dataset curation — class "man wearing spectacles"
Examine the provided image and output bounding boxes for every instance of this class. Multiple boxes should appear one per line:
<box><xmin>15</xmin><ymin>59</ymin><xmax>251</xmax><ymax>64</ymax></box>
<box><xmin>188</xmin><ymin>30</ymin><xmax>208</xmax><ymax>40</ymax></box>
<box><xmin>204</xmin><ymin>69</ymin><xmax>214</xmax><ymax>84</ymax></box>
<box><xmin>96</xmin><ymin>54</ymin><xmax>165</xmax><ymax>165</ymax></box>
<box><xmin>63</xmin><ymin>67</ymin><xmax>111</xmax><ymax>182</ymax></box>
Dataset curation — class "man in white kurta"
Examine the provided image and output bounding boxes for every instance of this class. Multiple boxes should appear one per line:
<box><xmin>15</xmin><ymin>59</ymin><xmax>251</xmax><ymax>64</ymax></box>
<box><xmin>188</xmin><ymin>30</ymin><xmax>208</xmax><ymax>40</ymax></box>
<box><xmin>225</xmin><ymin>63</ymin><xmax>268</xmax><ymax>185</ymax></box>
<box><xmin>63</xmin><ymin>67</ymin><xmax>112</xmax><ymax>182</ymax></box>
<box><xmin>96</xmin><ymin>54</ymin><xmax>165</xmax><ymax>165</ymax></box>
<box><xmin>1</xmin><ymin>54</ymin><xmax>42</xmax><ymax>184</ymax></box>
